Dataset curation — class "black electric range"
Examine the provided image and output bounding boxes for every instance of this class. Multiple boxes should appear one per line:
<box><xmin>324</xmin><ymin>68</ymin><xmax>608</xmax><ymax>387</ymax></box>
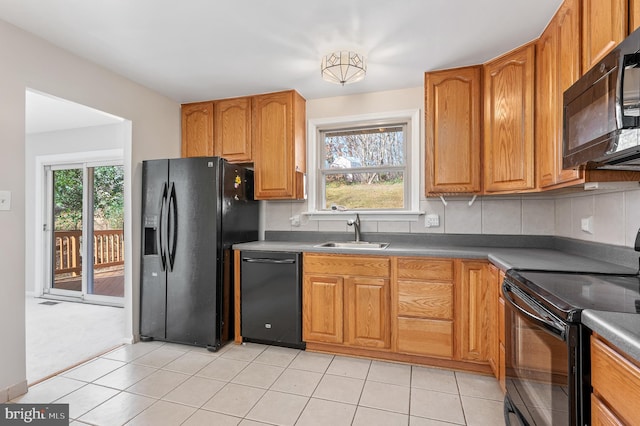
<box><xmin>505</xmin><ymin>270</ymin><xmax>640</xmax><ymax>321</ymax></box>
<box><xmin>502</xmin><ymin>269</ymin><xmax>640</xmax><ymax>426</ymax></box>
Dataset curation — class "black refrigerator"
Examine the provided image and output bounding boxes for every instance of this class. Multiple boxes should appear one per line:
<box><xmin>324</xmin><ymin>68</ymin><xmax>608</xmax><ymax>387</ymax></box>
<box><xmin>140</xmin><ymin>157</ymin><xmax>258</xmax><ymax>351</ymax></box>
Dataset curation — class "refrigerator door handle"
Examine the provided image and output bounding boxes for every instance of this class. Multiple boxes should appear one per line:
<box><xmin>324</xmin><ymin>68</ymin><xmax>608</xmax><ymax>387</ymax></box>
<box><xmin>167</xmin><ymin>182</ymin><xmax>178</xmax><ymax>271</ymax></box>
<box><xmin>159</xmin><ymin>182</ymin><xmax>168</xmax><ymax>271</ymax></box>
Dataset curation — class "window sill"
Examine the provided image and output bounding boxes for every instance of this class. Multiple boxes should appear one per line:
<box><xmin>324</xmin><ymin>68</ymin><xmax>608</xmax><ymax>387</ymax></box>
<box><xmin>302</xmin><ymin>211</ymin><xmax>425</xmax><ymax>222</ymax></box>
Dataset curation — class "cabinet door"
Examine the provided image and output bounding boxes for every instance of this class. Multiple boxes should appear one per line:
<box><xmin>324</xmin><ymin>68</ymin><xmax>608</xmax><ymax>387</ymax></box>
<box><xmin>345</xmin><ymin>276</ymin><xmax>390</xmax><ymax>349</ymax></box>
<box><xmin>214</xmin><ymin>97</ymin><xmax>252</xmax><ymax>163</ymax></box>
<box><xmin>302</xmin><ymin>275</ymin><xmax>343</xmax><ymax>344</ymax></box>
<box><xmin>425</xmin><ymin>66</ymin><xmax>482</xmax><ymax>194</ymax></box>
<box><xmin>582</xmin><ymin>0</ymin><xmax>626</xmax><ymax>71</ymax></box>
<box><xmin>538</xmin><ymin>0</ymin><xmax>583</xmax><ymax>189</ymax></box>
<box><xmin>536</xmin><ymin>22</ymin><xmax>559</xmax><ymax>188</ymax></box>
<box><xmin>483</xmin><ymin>44</ymin><xmax>535</xmax><ymax>192</ymax></box>
<box><xmin>632</xmin><ymin>0</ymin><xmax>640</xmax><ymax>32</ymax></box>
<box><xmin>181</xmin><ymin>102</ymin><xmax>214</xmax><ymax>158</ymax></box>
<box><xmin>555</xmin><ymin>0</ymin><xmax>583</xmax><ymax>185</ymax></box>
<box><xmin>457</xmin><ymin>260</ymin><xmax>490</xmax><ymax>361</ymax></box>
<box><xmin>485</xmin><ymin>264</ymin><xmax>500</xmax><ymax>377</ymax></box>
<box><xmin>253</xmin><ymin>90</ymin><xmax>306</xmax><ymax>200</ymax></box>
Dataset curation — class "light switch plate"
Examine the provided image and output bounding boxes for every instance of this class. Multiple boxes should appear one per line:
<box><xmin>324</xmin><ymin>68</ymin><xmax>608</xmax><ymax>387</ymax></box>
<box><xmin>0</xmin><ymin>191</ymin><xmax>11</xmax><ymax>211</ymax></box>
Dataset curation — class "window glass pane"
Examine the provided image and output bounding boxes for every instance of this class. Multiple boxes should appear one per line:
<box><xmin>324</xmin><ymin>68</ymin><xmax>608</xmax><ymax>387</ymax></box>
<box><xmin>52</xmin><ymin>168</ymin><xmax>83</xmax><ymax>292</ymax></box>
<box><xmin>91</xmin><ymin>165</ymin><xmax>124</xmax><ymax>298</ymax></box>
<box><xmin>324</xmin><ymin>172</ymin><xmax>404</xmax><ymax>209</ymax></box>
<box><xmin>323</xmin><ymin>126</ymin><xmax>405</xmax><ymax>168</ymax></box>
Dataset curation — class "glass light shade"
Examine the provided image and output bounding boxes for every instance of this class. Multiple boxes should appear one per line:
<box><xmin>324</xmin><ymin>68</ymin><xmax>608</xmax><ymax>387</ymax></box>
<box><xmin>321</xmin><ymin>51</ymin><xmax>367</xmax><ymax>85</ymax></box>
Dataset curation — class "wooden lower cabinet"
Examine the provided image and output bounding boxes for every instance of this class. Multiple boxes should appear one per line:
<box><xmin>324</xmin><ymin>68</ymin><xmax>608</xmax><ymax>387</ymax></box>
<box><xmin>591</xmin><ymin>334</ymin><xmax>640</xmax><ymax>425</ymax></box>
<box><xmin>302</xmin><ymin>254</ymin><xmax>497</xmax><ymax>373</ymax></box>
<box><xmin>345</xmin><ymin>276</ymin><xmax>390</xmax><ymax>348</ymax></box>
<box><xmin>591</xmin><ymin>394</ymin><xmax>624</xmax><ymax>426</ymax></box>
<box><xmin>302</xmin><ymin>274</ymin><xmax>343</xmax><ymax>344</ymax></box>
<box><xmin>396</xmin><ymin>258</ymin><xmax>455</xmax><ymax>359</ymax></box>
<box><xmin>302</xmin><ymin>253</ymin><xmax>391</xmax><ymax>350</ymax></box>
<box><xmin>457</xmin><ymin>260</ymin><xmax>493</xmax><ymax>362</ymax></box>
<box><xmin>397</xmin><ymin>317</ymin><xmax>453</xmax><ymax>358</ymax></box>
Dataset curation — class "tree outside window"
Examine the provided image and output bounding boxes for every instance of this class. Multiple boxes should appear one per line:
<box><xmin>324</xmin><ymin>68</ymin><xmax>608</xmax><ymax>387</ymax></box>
<box><xmin>319</xmin><ymin>124</ymin><xmax>407</xmax><ymax>210</ymax></box>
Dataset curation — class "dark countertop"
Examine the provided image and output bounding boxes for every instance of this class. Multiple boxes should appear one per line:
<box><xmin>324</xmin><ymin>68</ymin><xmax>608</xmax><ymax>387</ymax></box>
<box><xmin>233</xmin><ymin>240</ymin><xmax>637</xmax><ymax>274</ymax></box>
<box><xmin>582</xmin><ymin>310</ymin><xmax>640</xmax><ymax>364</ymax></box>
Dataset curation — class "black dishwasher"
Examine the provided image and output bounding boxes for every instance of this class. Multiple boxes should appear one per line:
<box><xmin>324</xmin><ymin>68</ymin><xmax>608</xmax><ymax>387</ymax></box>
<box><xmin>240</xmin><ymin>251</ymin><xmax>304</xmax><ymax>349</ymax></box>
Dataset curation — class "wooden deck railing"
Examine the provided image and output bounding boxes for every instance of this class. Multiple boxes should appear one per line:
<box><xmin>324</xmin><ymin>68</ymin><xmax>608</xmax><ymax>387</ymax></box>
<box><xmin>54</xmin><ymin>229</ymin><xmax>124</xmax><ymax>276</ymax></box>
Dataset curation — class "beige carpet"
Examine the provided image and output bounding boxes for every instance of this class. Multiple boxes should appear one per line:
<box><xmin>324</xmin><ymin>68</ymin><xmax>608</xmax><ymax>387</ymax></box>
<box><xmin>25</xmin><ymin>295</ymin><xmax>125</xmax><ymax>384</ymax></box>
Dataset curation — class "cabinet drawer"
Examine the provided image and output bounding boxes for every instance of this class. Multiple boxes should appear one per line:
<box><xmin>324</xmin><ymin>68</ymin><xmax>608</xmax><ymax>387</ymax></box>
<box><xmin>304</xmin><ymin>254</ymin><xmax>390</xmax><ymax>277</ymax></box>
<box><xmin>397</xmin><ymin>317</ymin><xmax>453</xmax><ymax>358</ymax></box>
<box><xmin>397</xmin><ymin>280</ymin><xmax>453</xmax><ymax>319</ymax></box>
<box><xmin>591</xmin><ymin>394</ymin><xmax>624</xmax><ymax>425</ymax></box>
<box><xmin>591</xmin><ymin>336</ymin><xmax>640</xmax><ymax>425</ymax></box>
<box><xmin>397</xmin><ymin>258</ymin><xmax>454</xmax><ymax>281</ymax></box>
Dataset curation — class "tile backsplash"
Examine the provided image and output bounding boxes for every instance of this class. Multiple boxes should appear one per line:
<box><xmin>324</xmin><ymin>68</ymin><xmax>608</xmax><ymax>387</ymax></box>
<box><xmin>263</xmin><ymin>187</ymin><xmax>640</xmax><ymax>248</ymax></box>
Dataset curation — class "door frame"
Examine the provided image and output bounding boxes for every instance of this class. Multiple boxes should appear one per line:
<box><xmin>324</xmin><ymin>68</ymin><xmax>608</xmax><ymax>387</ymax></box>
<box><xmin>35</xmin><ymin>149</ymin><xmax>125</xmax><ymax>307</ymax></box>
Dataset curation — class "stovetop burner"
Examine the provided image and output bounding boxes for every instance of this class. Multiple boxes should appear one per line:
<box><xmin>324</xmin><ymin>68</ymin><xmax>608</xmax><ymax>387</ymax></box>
<box><xmin>505</xmin><ymin>270</ymin><xmax>640</xmax><ymax>322</ymax></box>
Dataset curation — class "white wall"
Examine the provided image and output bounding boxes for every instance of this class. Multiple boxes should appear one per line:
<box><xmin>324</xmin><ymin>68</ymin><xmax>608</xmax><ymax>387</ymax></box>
<box><xmin>25</xmin><ymin>123</ymin><xmax>127</xmax><ymax>294</ymax></box>
<box><xmin>0</xmin><ymin>19</ymin><xmax>180</xmax><ymax>401</ymax></box>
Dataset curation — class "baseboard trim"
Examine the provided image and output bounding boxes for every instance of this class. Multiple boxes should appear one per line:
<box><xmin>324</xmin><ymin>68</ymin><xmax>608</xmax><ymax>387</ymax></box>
<box><xmin>1</xmin><ymin>380</ymin><xmax>28</xmax><ymax>402</ymax></box>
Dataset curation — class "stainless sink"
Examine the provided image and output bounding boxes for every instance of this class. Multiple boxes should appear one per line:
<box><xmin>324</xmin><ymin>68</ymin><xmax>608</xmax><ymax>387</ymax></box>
<box><xmin>315</xmin><ymin>241</ymin><xmax>390</xmax><ymax>250</ymax></box>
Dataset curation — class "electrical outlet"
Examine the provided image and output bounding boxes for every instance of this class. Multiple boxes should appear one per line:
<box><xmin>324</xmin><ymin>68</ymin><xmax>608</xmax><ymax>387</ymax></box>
<box><xmin>0</xmin><ymin>191</ymin><xmax>11</xmax><ymax>211</ymax></box>
<box><xmin>425</xmin><ymin>213</ymin><xmax>440</xmax><ymax>228</ymax></box>
<box><xmin>290</xmin><ymin>215</ymin><xmax>301</xmax><ymax>227</ymax></box>
<box><xmin>581</xmin><ymin>216</ymin><xmax>594</xmax><ymax>234</ymax></box>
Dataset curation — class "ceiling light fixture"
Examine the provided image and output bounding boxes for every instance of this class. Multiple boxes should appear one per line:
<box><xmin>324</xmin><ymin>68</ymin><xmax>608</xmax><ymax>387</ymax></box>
<box><xmin>321</xmin><ymin>51</ymin><xmax>367</xmax><ymax>85</ymax></box>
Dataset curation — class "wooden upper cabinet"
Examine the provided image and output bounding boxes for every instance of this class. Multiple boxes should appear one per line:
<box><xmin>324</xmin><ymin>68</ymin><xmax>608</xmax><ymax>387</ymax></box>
<box><xmin>582</xmin><ymin>0</ymin><xmax>627</xmax><ymax>71</ymax></box>
<box><xmin>214</xmin><ymin>96</ymin><xmax>252</xmax><ymax>163</ymax></box>
<box><xmin>632</xmin><ymin>0</ymin><xmax>640</xmax><ymax>32</ymax></box>
<box><xmin>252</xmin><ymin>90</ymin><xmax>307</xmax><ymax>200</ymax></box>
<box><xmin>537</xmin><ymin>0</ymin><xmax>583</xmax><ymax>189</ymax></box>
<box><xmin>425</xmin><ymin>66</ymin><xmax>482</xmax><ymax>194</ymax></box>
<box><xmin>181</xmin><ymin>101</ymin><xmax>214</xmax><ymax>158</ymax></box>
<box><xmin>536</xmin><ymin>22</ymin><xmax>559</xmax><ymax>188</ymax></box>
<box><xmin>483</xmin><ymin>44</ymin><xmax>535</xmax><ymax>192</ymax></box>
<box><xmin>555</xmin><ymin>0</ymin><xmax>583</xmax><ymax>184</ymax></box>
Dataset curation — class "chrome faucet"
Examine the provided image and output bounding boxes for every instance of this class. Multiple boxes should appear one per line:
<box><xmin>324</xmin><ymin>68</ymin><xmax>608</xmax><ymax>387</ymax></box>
<box><xmin>347</xmin><ymin>213</ymin><xmax>361</xmax><ymax>242</ymax></box>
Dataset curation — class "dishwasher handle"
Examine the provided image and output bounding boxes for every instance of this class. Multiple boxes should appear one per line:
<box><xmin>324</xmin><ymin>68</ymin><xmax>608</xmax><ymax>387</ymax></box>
<box><xmin>242</xmin><ymin>257</ymin><xmax>297</xmax><ymax>264</ymax></box>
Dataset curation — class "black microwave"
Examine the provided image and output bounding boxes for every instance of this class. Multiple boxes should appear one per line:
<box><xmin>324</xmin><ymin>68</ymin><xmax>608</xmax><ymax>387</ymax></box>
<box><xmin>563</xmin><ymin>27</ymin><xmax>640</xmax><ymax>170</ymax></box>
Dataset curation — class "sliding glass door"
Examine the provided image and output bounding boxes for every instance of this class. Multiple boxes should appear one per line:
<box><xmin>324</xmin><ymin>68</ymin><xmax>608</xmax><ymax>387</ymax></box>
<box><xmin>45</xmin><ymin>162</ymin><xmax>124</xmax><ymax>306</ymax></box>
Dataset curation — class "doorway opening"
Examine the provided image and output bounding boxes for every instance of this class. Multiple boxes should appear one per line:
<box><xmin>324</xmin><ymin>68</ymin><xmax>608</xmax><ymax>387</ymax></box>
<box><xmin>25</xmin><ymin>89</ymin><xmax>132</xmax><ymax>384</ymax></box>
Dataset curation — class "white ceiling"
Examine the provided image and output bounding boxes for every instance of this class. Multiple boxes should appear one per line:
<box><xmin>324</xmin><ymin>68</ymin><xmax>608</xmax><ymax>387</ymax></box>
<box><xmin>25</xmin><ymin>90</ymin><xmax>124</xmax><ymax>134</ymax></box>
<box><xmin>1</xmin><ymin>0</ymin><xmax>562</xmax><ymax>104</ymax></box>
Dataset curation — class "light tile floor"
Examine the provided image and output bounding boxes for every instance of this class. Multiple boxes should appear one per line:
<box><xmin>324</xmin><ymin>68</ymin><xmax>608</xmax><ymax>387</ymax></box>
<box><xmin>12</xmin><ymin>341</ymin><xmax>505</xmax><ymax>425</ymax></box>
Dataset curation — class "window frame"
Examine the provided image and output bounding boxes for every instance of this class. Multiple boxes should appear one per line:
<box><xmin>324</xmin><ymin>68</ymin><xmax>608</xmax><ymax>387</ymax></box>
<box><xmin>306</xmin><ymin>109</ymin><xmax>422</xmax><ymax>220</ymax></box>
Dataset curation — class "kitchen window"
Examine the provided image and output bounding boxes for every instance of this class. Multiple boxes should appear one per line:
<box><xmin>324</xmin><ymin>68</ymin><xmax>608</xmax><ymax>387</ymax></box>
<box><xmin>307</xmin><ymin>109</ymin><xmax>420</xmax><ymax>218</ymax></box>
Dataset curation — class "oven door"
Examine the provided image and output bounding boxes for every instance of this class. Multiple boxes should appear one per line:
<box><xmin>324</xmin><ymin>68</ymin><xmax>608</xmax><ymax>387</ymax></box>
<box><xmin>502</xmin><ymin>280</ymin><xmax>582</xmax><ymax>425</ymax></box>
